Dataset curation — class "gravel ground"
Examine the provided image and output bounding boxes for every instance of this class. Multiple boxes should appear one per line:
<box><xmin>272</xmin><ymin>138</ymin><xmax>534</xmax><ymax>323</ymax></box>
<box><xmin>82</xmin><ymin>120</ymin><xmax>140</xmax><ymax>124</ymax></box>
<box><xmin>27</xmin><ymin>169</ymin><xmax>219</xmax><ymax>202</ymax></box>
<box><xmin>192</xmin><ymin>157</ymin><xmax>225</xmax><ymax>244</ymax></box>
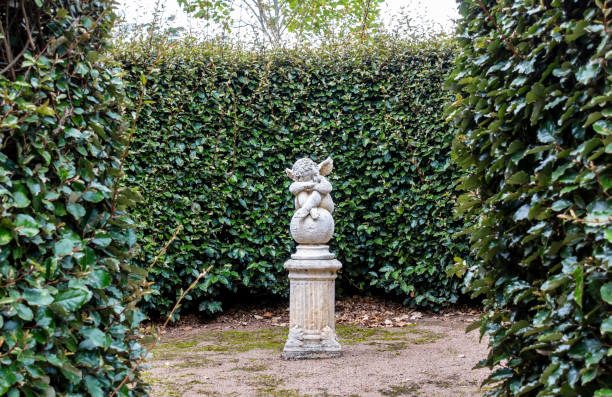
<box><xmin>142</xmin><ymin>298</ymin><xmax>490</xmax><ymax>397</ymax></box>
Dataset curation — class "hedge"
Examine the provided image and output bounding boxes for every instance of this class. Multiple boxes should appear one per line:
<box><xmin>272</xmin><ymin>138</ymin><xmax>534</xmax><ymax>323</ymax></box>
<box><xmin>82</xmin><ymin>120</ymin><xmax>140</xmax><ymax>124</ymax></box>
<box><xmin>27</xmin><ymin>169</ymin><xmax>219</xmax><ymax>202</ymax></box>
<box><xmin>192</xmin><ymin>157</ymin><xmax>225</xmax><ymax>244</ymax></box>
<box><xmin>0</xmin><ymin>1</ymin><xmax>147</xmax><ymax>395</ymax></box>
<box><xmin>119</xmin><ymin>39</ymin><xmax>468</xmax><ymax>317</ymax></box>
<box><xmin>448</xmin><ymin>0</ymin><xmax>612</xmax><ymax>395</ymax></box>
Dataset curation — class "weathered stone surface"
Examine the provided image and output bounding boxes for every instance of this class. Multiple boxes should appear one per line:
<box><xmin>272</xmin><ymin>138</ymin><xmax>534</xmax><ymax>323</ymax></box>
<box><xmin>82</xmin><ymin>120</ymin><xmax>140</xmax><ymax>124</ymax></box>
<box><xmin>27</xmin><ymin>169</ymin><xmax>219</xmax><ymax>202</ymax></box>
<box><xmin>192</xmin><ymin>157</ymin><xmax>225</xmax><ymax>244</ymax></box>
<box><xmin>283</xmin><ymin>157</ymin><xmax>342</xmax><ymax>359</ymax></box>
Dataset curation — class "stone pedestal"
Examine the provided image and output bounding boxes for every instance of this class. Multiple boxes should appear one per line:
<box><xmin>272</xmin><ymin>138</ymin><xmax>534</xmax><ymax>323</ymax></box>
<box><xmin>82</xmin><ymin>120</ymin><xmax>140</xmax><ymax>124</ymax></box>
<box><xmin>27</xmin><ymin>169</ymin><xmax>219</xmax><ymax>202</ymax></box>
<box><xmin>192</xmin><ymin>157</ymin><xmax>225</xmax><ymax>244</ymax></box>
<box><xmin>282</xmin><ymin>245</ymin><xmax>342</xmax><ymax>360</ymax></box>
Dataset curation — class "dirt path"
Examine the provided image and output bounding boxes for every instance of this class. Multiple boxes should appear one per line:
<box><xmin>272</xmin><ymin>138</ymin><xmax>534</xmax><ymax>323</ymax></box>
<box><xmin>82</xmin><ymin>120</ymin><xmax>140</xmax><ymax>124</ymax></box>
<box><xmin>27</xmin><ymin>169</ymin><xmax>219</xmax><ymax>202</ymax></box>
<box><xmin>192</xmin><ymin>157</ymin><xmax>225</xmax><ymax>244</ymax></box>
<box><xmin>144</xmin><ymin>307</ymin><xmax>489</xmax><ymax>397</ymax></box>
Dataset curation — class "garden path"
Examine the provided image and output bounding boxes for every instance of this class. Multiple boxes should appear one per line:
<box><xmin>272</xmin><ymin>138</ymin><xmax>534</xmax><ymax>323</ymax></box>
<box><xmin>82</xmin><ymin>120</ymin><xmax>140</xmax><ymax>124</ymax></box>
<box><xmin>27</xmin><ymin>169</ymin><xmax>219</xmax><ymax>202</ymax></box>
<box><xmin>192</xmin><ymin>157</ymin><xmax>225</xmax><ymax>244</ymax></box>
<box><xmin>143</xmin><ymin>298</ymin><xmax>489</xmax><ymax>396</ymax></box>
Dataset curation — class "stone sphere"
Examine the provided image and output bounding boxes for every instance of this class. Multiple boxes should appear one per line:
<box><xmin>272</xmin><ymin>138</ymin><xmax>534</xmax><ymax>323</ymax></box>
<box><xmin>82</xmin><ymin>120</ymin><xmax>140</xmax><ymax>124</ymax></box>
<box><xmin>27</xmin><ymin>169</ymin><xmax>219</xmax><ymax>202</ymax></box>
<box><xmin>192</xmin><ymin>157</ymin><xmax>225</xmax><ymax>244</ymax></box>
<box><xmin>290</xmin><ymin>209</ymin><xmax>334</xmax><ymax>244</ymax></box>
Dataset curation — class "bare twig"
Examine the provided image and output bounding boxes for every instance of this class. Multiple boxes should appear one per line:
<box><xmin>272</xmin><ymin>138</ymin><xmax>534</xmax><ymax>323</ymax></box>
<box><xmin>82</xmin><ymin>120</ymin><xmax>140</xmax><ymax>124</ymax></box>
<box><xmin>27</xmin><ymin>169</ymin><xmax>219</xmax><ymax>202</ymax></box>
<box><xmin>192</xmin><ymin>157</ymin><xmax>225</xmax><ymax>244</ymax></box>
<box><xmin>360</xmin><ymin>0</ymin><xmax>373</xmax><ymax>40</ymax></box>
<box><xmin>557</xmin><ymin>209</ymin><xmax>612</xmax><ymax>224</ymax></box>
<box><xmin>21</xmin><ymin>0</ymin><xmax>36</xmax><ymax>50</ymax></box>
<box><xmin>0</xmin><ymin>17</ymin><xmax>15</xmax><ymax>79</ymax></box>
<box><xmin>146</xmin><ymin>225</ymin><xmax>182</xmax><ymax>276</ymax></box>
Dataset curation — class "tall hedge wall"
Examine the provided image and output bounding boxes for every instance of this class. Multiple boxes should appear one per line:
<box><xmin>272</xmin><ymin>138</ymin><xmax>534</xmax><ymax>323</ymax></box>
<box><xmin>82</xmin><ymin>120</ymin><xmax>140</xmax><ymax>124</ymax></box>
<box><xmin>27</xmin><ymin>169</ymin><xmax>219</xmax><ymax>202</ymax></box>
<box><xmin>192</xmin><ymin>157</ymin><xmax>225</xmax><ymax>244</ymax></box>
<box><xmin>1</xmin><ymin>1</ymin><xmax>147</xmax><ymax>395</ymax></box>
<box><xmin>120</xmin><ymin>40</ymin><xmax>467</xmax><ymax>317</ymax></box>
<box><xmin>448</xmin><ymin>0</ymin><xmax>612</xmax><ymax>395</ymax></box>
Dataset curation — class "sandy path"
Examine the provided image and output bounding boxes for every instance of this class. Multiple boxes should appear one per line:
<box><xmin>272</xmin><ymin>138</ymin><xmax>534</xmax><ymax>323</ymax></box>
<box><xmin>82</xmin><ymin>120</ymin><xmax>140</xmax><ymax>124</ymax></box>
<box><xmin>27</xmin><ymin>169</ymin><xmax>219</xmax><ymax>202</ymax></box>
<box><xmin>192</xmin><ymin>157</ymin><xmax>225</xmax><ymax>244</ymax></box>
<box><xmin>144</xmin><ymin>313</ymin><xmax>489</xmax><ymax>396</ymax></box>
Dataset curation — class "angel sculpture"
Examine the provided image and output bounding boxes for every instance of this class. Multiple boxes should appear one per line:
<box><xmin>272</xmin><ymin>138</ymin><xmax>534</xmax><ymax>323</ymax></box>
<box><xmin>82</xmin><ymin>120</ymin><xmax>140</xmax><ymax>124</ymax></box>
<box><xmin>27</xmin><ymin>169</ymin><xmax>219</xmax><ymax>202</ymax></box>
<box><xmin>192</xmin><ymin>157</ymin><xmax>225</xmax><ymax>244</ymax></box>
<box><xmin>285</xmin><ymin>157</ymin><xmax>335</xmax><ymax>245</ymax></box>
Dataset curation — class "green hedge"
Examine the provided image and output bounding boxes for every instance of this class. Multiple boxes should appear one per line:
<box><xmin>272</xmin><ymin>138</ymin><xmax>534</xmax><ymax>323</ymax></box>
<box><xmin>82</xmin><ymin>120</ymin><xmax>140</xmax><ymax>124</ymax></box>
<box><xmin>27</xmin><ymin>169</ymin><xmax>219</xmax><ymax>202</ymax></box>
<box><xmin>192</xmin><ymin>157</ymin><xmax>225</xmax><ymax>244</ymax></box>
<box><xmin>120</xmin><ymin>39</ymin><xmax>468</xmax><ymax>317</ymax></box>
<box><xmin>0</xmin><ymin>1</ymin><xmax>147</xmax><ymax>395</ymax></box>
<box><xmin>448</xmin><ymin>0</ymin><xmax>612</xmax><ymax>395</ymax></box>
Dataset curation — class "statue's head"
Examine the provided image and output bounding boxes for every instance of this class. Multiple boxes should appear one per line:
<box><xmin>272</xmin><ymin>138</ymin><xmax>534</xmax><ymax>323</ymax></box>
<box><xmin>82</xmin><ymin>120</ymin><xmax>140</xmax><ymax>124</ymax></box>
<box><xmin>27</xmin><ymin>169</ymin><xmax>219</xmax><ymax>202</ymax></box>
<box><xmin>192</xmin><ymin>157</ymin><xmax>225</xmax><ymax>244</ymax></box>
<box><xmin>286</xmin><ymin>157</ymin><xmax>333</xmax><ymax>182</ymax></box>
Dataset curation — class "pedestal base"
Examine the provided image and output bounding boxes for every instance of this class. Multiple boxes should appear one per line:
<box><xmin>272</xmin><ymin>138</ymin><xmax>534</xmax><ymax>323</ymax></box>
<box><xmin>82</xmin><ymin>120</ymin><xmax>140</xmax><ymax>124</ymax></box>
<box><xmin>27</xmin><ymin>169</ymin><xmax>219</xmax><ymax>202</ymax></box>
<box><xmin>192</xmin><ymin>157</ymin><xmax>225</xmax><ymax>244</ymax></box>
<box><xmin>282</xmin><ymin>245</ymin><xmax>342</xmax><ymax>360</ymax></box>
<box><xmin>281</xmin><ymin>350</ymin><xmax>342</xmax><ymax>360</ymax></box>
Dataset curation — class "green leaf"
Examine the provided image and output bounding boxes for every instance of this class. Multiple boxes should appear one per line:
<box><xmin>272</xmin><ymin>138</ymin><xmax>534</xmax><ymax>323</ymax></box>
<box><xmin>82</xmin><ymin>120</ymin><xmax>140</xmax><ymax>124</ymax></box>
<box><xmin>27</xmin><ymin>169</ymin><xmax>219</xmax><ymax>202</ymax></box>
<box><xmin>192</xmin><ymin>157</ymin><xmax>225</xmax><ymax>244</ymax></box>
<box><xmin>54</xmin><ymin>238</ymin><xmax>74</xmax><ymax>256</ymax></box>
<box><xmin>566</xmin><ymin>20</ymin><xmax>588</xmax><ymax>42</ymax></box>
<box><xmin>15</xmin><ymin>303</ymin><xmax>33</xmax><ymax>321</ymax></box>
<box><xmin>541</xmin><ymin>275</ymin><xmax>568</xmax><ymax>291</ymax></box>
<box><xmin>60</xmin><ymin>362</ymin><xmax>82</xmax><ymax>383</ymax></box>
<box><xmin>22</xmin><ymin>288</ymin><xmax>54</xmax><ymax>306</ymax></box>
<box><xmin>53</xmin><ymin>288</ymin><xmax>92</xmax><ymax>312</ymax></box>
<box><xmin>576</xmin><ymin>62</ymin><xmax>600</xmax><ymax>85</ymax></box>
<box><xmin>67</xmin><ymin>202</ymin><xmax>86</xmax><ymax>220</ymax></box>
<box><xmin>551</xmin><ymin>200</ymin><xmax>572</xmax><ymax>211</ymax></box>
<box><xmin>537</xmin><ymin>122</ymin><xmax>556</xmax><ymax>143</ymax></box>
<box><xmin>79</xmin><ymin>327</ymin><xmax>107</xmax><ymax>348</ymax></box>
<box><xmin>601</xmin><ymin>317</ymin><xmax>612</xmax><ymax>334</ymax></box>
<box><xmin>601</xmin><ymin>283</ymin><xmax>612</xmax><ymax>304</ymax></box>
<box><xmin>84</xmin><ymin>375</ymin><xmax>105</xmax><ymax>397</ymax></box>
<box><xmin>36</xmin><ymin>103</ymin><xmax>55</xmax><ymax>116</ymax></box>
<box><xmin>14</xmin><ymin>214</ymin><xmax>40</xmax><ymax>237</ymax></box>
<box><xmin>593</xmin><ymin>120</ymin><xmax>612</xmax><ymax>135</ymax></box>
<box><xmin>88</xmin><ymin>270</ymin><xmax>111</xmax><ymax>288</ymax></box>
<box><xmin>513</xmin><ymin>204</ymin><xmax>531</xmax><ymax>221</ymax></box>
<box><xmin>13</xmin><ymin>191</ymin><xmax>30</xmax><ymax>208</ymax></box>
<box><xmin>574</xmin><ymin>266</ymin><xmax>583</xmax><ymax>308</ymax></box>
<box><xmin>0</xmin><ymin>227</ymin><xmax>12</xmax><ymax>245</ymax></box>
<box><xmin>92</xmin><ymin>233</ymin><xmax>112</xmax><ymax>247</ymax></box>
<box><xmin>507</xmin><ymin>171</ymin><xmax>529</xmax><ymax>185</ymax></box>
<box><xmin>83</xmin><ymin>190</ymin><xmax>104</xmax><ymax>203</ymax></box>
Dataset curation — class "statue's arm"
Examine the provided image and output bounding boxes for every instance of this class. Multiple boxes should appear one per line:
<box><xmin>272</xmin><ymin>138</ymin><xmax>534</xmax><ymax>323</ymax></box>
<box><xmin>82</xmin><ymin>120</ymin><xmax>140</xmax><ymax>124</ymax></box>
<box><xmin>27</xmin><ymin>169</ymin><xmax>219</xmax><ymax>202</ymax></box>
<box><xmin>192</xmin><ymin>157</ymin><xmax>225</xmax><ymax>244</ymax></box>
<box><xmin>314</xmin><ymin>178</ymin><xmax>332</xmax><ymax>195</ymax></box>
<box><xmin>289</xmin><ymin>181</ymin><xmax>316</xmax><ymax>195</ymax></box>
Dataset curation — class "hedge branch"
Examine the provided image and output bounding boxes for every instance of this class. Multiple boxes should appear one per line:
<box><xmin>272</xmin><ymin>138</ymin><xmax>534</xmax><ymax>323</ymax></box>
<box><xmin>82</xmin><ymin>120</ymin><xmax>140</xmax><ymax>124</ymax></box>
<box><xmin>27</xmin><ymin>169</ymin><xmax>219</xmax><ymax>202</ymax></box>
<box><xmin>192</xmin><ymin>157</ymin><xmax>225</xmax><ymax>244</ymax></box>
<box><xmin>109</xmin><ymin>265</ymin><xmax>213</xmax><ymax>397</ymax></box>
<box><xmin>475</xmin><ymin>0</ymin><xmax>522</xmax><ymax>60</ymax></box>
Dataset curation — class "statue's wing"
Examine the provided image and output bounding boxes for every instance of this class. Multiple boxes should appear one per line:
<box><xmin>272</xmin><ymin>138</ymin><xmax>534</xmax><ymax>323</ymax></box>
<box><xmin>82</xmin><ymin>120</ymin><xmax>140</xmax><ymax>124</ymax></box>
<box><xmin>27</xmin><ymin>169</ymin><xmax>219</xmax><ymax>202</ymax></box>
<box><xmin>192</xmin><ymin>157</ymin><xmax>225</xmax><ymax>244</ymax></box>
<box><xmin>318</xmin><ymin>157</ymin><xmax>333</xmax><ymax>176</ymax></box>
<box><xmin>285</xmin><ymin>168</ymin><xmax>296</xmax><ymax>181</ymax></box>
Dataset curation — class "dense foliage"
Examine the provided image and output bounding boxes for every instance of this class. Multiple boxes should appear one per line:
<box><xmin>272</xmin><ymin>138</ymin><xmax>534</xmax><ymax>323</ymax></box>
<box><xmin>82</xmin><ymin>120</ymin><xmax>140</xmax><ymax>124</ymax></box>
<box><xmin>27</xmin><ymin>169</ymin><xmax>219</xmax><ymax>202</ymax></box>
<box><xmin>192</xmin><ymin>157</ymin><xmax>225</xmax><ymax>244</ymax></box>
<box><xmin>0</xmin><ymin>1</ymin><xmax>147</xmax><ymax>395</ymax></box>
<box><xmin>448</xmin><ymin>0</ymin><xmax>612</xmax><ymax>395</ymax></box>
<box><xmin>119</xmin><ymin>39</ymin><xmax>467</xmax><ymax>317</ymax></box>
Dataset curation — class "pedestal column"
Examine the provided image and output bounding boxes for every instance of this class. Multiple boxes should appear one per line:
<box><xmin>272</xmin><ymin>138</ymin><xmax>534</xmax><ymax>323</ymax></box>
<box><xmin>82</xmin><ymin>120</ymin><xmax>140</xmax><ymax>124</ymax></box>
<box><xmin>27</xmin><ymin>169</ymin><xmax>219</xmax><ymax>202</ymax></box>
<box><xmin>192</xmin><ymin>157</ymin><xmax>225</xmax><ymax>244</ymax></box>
<box><xmin>282</xmin><ymin>245</ymin><xmax>342</xmax><ymax>359</ymax></box>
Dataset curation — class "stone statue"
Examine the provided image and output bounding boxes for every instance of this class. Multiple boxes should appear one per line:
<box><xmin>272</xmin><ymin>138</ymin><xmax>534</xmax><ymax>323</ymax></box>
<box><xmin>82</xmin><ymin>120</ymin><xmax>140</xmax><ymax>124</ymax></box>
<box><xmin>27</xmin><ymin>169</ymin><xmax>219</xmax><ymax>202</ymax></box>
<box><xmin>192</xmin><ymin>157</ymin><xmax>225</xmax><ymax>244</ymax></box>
<box><xmin>286</xmin><ymin>158</ymin><xmax>334</xmax><ymax>245</ymax></box>
<box><xmin>282</xmin><ymin>157</ymin><xmax>342</xmax><ymax>360</ymax></box>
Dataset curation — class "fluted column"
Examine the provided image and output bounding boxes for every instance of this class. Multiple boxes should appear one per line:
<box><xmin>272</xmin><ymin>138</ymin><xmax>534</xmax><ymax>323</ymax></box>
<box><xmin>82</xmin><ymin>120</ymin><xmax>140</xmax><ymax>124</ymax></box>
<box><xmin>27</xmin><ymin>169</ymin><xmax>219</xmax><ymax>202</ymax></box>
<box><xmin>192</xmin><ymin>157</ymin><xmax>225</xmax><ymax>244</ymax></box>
<box><xmin>282</xmin><ymin>247</ymin><xmax>342</xmax><ymax>359</ymax></box>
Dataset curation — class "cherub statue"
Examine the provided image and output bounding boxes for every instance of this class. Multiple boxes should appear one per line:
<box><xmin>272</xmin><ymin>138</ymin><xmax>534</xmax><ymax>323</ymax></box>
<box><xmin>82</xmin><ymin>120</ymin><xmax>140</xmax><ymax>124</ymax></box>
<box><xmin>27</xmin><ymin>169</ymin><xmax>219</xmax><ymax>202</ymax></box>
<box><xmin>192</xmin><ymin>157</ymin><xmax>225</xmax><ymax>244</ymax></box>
<box><xmin>285</xmin><ymin>157</ymin><xmax>334</xmax><ymax>220</ymax></box>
